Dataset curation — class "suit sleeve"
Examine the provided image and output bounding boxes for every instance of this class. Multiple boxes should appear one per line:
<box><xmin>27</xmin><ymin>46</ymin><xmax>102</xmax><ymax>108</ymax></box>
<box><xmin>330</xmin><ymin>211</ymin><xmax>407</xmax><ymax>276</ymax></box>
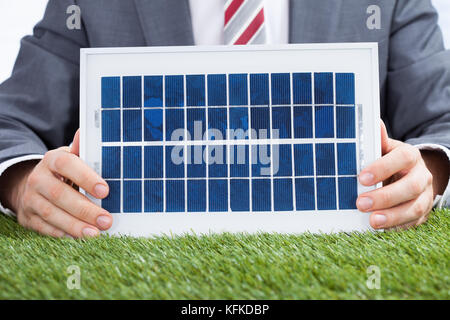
<box><xmin>0</xmin><ymin>0</ymin><xmax>88</xmax><ymax>164</ymax></box>
<box><xmin>385</xmin><ymin>0</ymin><xmax>450</xmax><ymax>149</ymax></box>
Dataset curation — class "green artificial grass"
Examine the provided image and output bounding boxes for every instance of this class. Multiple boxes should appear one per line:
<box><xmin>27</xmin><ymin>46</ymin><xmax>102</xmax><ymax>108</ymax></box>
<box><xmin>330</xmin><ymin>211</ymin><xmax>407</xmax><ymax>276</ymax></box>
<box><xmin>0</xmin><ymin>209</ymin><xmax>448</xmax><ymax>300</ymax></box>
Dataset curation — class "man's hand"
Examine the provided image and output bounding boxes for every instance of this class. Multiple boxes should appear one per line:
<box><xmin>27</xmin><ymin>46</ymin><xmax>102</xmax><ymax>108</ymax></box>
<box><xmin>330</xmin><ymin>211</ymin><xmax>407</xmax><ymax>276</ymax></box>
<box><xmin>0</xmin><ymin>129</ymin><xmax>112</xmax><ymax>238</ymax></box>
<box><xmin>357</xmin><ymin>121</ymin><xmax>448</xmax><ymax>230</ymax></box>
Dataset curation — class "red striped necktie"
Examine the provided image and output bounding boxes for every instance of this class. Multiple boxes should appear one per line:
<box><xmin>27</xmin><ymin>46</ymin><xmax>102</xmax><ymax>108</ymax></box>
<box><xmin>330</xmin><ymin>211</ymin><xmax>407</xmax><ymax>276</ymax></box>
<box><xmin>224</xmin><ymin>0</ymin><xmax>267</xmax><ymax>45</ymax></box>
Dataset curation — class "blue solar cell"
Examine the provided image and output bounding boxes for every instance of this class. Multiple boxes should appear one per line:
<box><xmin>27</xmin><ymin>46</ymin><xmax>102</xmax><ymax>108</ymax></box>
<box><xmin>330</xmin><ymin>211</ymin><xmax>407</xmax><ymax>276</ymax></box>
<box><xmin>165</xmin><ymin>75</ymin><xmax>184</xmax><ymax>107</ymax></box>
<box><xmin>102</xmin><ymin>146</ymin><xmax>120</xmax><ymax>179</ymax></box>
<box><xmin>295</xmin><ymin>178</ymin><xmax>315</xmax><ymax>210</ymax></box>
<box><xmin>186</xmin><ymin>75</ymin><xmax>205</xmax><ymax>106</ymax></box>
<box><xmin>272</xmin><ymin>107</ymin><xmax>291</xmax><ymax>139</ymax></box>
<box><xmin>230</xmin><ymin>179</ymin><xmax>249</xmax><ymax>211</ymax></box>
<box><xmin>209</xmin><ymin>179</ymin><xmax>228</xmax><ymax>212</ymax></box>
<box><xmin>165</xmin><ymin>109</ymin><xmax>184</xmax><ymax>141</ymax></box>
<box><xmin>165</xmin><ymin>146</ymin><xmax>184</xmax><ymax>178</ymax></box>
<box><xmin>187</xmin><ymin>179</ymin><xmax>206</xmax><ymax>212</ymax></box>
<box><xmin>144</xmin><ymin>76</ymin><xmax>163</xmax><ymax>107</ymax></box>
<box><xmin>123</xmin><ymin>76</ymin><xmax>142</xmax><ymax>108</ymax></box>
<box><xmin>208</xmin><ymin>74</ymin><xmax>227</xmax><ymax>106</ymax></box>
<box><xmin>316</xmin><ymin>143</ymin><xmax>335</xmax><ymax>176</ymax></box>
<box><xmin>252</xmin><ymin>179</ymin><xmax>271</xmax><ymax>211</ymax></box>
<box><xmin>144</xmin><ymin>109</ymin><xmax>163</xmax><ymax>141</ymax></box>
<box><xmin>274</xmin><ymin>179</ymin><xmax>293</xmax><ymax>211</ymax></box>
<box><xmin>187</xmin><ymin>146</ymin><xmax>206</xmax><ymax>177</ymax></box>
<box><xmin>187</xmin><ymin>108</ymin><xmax>206</xmax><ymax>140</ymax></box>
<box><xmin>166</xmin><ymin>180</ymin><xmax>185</xmax><ymax>212</ymax></box>
<box><xmin>274</xmin><ymin>144</ymin><xmax>292</xmax><ymax>177</ymax></box>
<box><xmin>315</xmin><ymin>106</ymin><xmax>334</xmax><ymax>138</ymax></box>
<box><xmin>103</xmin><ymin>180</ymin><xmax>120</xmax><ymax>213</ymax></box>
<box><xmin>102</xmin><ymin>110</ymin><xmax>120</xmax><ymax>142</ymax></box>
<box><xmin>338</xmin><ymin>177</ymin><xmax>358</xmax><ymax>209</ymax></box>
<box><xmin>123</xmin><ymin>180</ymin><xmax>141</xmax><ymax>213</ymax></box>
<box><xmin>317</xmin><ymin>178</ymin><xmax>336</xmax><ymax>210</ymax></box>
<box><xmin>208</xmin><ymin>145</ymin><xmax>227</xmax><ymax>177</ymax></box>
<box><xmin>293</xmin><ymin>107</ymin><xmax>313</xmax><ymax>138</ymax></box>
<box><xmin>102</xmin><ymin>77</ymin><xmax>120</xmax><ymax>108</ymax></box>
<box><xmin>251</xmin><ymin>107</ymin><xmax>270</xmax><ymax>139</ymax></box>
<box><xmin>123</xmin><ymin>110</ymin><xmax>142</xmax><ymax>142</ymax></box>
<box><xmin>271</xmin><ymin>73</ymin><xmax>290</xmax><ymax>105</ymax></box>
<box><xmin>335</xmin><ymin>73</ymin><xmax>355</xmax><ymax>105</ymax></box>
<box><xmin>293</xmin><ymin>73</ymin><xmax>312</xmax><ymax>104</ymax></box>
<box><xmin>208</xmin><ymin>108</ymin><xmax>227</xmax><ymax>140</ymax></box>
<box><xmin>337</xmin><ymin>143</ymin><xmax>357</xmax><ymax>175</ymax></box>
<box><xmin>230</xmin><ymin>145</ymin><xmax>249</xmax><ymax>177</ymax></box>
<box><xmin>314</xmin><ymin>73</ymin><xmax>333</xmax><ymax>104</ymax></box>
<box><xmin>250</xmin><ymin>73</ymin><xmax>269</xmax><ymax>105</ymax></box>
<box><xmin>252</xmin><ymin>145</ymin><xmax>271</xmax><ymax>177</ymax></box>
<box><xmin>229</xmin><ymin>107</ymin><xmax>249</xmax><ymax>139</ymax></box>
<box><xmin>336</xmin><ymin>106</ymin><xmax>355</xmax><ymax>138</ymax></box>
<box><xmin>123</xmin><ymin>146</ymin><xmax>141</xmax><ymax>179</ymax></box>
<box><xmin>229</xmin><ymin>74</ymin><xmax>248</xmax><ymax>106</ymax></box>
<box><xmin>144</xmin><ymin>146</ymin><xmax>163</xmax><ymax>178</ymax></box>
<box><xmin>100</xmin><ymin>71</ymin><xmax>359</xmax><ymax>214</ymax></box>
<box><xmin>294</xmin><ymin>144</ymin><xmax>314</xmax><ymax>176</ymax></box>
<box><xmin>144</xmin><ymin>180</ymin><xmax>163</xmax><ymax>212</ymax></box>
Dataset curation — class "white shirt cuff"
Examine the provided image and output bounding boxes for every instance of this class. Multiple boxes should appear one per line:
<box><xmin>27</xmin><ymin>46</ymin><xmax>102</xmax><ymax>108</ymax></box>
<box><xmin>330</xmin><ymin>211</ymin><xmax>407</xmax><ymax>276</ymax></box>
<box><xmin>0</xmin><ymin>155</ymin><xmax>44</xmax><ymax>218</ymax></box>
<box><xmin>415</xmin><ymin>143</ymin><xmax>450</xmax><ymax>209</ymax></box>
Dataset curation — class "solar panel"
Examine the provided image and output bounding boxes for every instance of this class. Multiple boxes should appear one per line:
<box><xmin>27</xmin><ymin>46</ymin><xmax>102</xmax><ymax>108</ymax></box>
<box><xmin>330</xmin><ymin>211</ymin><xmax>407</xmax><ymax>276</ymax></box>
<box><xmin>80</xmin><ymin>44</ymin><xmax>381</xmax><ymax>235</ymax></box>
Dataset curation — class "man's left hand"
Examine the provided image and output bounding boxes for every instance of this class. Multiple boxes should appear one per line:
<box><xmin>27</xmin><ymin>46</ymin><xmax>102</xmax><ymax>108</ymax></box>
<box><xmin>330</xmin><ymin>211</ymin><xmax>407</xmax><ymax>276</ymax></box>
<box><xmin>357</xmin><ymin>121</ymin><xmax>449</xmax><ymax>230</ymax></box>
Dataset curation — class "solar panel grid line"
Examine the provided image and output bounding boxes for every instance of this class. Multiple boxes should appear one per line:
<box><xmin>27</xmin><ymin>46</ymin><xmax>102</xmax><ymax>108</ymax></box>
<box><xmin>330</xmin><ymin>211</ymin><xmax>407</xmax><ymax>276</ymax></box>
<box><xmin>141</xmin><ymin>76</ymin><xmax>145</xmax><ymax>213</ymax></box>
<box><xmin>101</xmin><ymin>137</ymin><xmax>357</xmax><ymax>147</ymax></box>
<box><xmin>247</xmin><ymin>73</ymin><xmax>253</xmax><ymax>212</ymax></box>
<box><xmin>333</xmin><ymin>72</ymin><xmax>340</xmax><ymax>210</ymax></box>
<box><xmin>120</xmin><ymin>77</ymin><xmax>123</xmax><ymax>214</ymax></box>
<box><xmin>162</xmin><ymin>75</ymin><xmax>166</xmax><ymax>213</ymax></box>
<box><xmin>183</xmin><ymin>75</ymin><xmax>188</xmax><ymax>213</ymax></box>
<box><xmin>311</xmin><ymin>72</ymin><xmax>318</xmax><ymax>210</ymax></box>
<box><xmin>268</xmin><ymin>72</ymin><xmax>274</xmax><ymax>212</ymax></box>
<box><xmin>205</xmin><ymin>74</ymin><xmax>209</xmax><ymax>213</ymax></box>
<box><xmin>225</xmin><ymin>74</ymin><xmax>231</xmax><ymax>213</ymax></box>
<box><xmin>290</xmin><ymin>72</ymin><xmax>296</xmax><ymax>211</ymax></box>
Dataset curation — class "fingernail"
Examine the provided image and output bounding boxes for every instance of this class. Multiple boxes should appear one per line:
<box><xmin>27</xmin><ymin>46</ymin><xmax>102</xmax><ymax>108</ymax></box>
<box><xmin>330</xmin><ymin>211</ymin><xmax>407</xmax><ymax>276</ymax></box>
<box><xmin>359</xmin><ymin>172</ymin><xmax>374</xmax><ymax>185</ymax></box>
<box><xmin>94</xmin><ymin>184</ymin><xmax>108</xmax><ymax>198</ymax></box>
<box><xmin>373</xmin><ymin>214</ymin><xmax>387</xmax><ymax>227</ymax></box>
<box><xmin>97</xmin><ymin>215</ymin><xmax>112</xmax><ymax>229</ymax></box>
<box><xmin>357</xmin><ymin>197</ymin><xmax>373</xmax><ymax>211</ymax></box>
<box><xmin>82</xmin><ymin>227</ymin><xmax>99</xmax><ymax>237</ymax></box>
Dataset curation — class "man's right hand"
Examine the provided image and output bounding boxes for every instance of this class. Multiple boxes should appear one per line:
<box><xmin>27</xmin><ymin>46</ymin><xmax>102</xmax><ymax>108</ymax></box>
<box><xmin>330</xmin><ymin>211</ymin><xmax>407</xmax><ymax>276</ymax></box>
<box><xmin>0</xmin><ymin>129</ymin><xmax>112</xmax><ymax>238</ymax></box>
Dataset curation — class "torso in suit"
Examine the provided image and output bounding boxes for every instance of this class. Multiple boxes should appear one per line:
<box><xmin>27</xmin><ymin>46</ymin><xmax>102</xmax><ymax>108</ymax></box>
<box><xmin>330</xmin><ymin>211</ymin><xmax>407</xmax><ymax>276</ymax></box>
<box><xmin>0</xmin><ymin>0</ymin><xmax>449</xmax><ymax>168</ymax></box>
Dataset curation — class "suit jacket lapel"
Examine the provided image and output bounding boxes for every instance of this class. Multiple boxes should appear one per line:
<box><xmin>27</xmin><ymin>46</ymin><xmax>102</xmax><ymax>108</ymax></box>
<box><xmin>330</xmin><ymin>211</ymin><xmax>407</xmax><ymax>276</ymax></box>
<box><xmin>133</xmin><ymin>0</ymin><xmax>194</xmax><ymax>46</ymax></box>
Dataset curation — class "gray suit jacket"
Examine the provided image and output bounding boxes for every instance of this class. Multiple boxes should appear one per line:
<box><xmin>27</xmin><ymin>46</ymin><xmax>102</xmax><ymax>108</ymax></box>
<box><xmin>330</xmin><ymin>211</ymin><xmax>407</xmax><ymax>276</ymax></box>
<box><xmin>0</xmin><ymin>0</ymin><xmax>449</xmax><ymax>164</ymax></box>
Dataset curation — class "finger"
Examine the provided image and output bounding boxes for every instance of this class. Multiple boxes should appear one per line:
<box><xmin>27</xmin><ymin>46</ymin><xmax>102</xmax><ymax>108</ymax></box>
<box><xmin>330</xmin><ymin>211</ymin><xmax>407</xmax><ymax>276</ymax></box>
<box><xmin>380</xmin><ymin>120</ymin><xmax>389</xmax><ymax>155</ymax></box>
<box><xmin>31</xmin><ymin>193</ymin><xmax>100</xmax><ymax>238</ymax></box>
<box><xmin>22</xmin><ymin>213</ymin><xmax>66</xmax><ymax>238</ymax></box>
<box><xmin>369</xmin><ymin>188</ymin><xmax>433</xmax><ymax>229</ymax></box>
<box><xmin>43</xmin><ymin>149</ymin><xmax>109</xmax><ymax>199</ymax></box>
<box><xmin>70</xmin><ymin>129</ymin><xmax>80</xmax><ymax>156</ymax></box>
<box><xmin>380</xmin><ymin>120</ymin><xmax>402</xmax><ymax>155</ymax></box>
<box><xmin>359</xmin><ymin>144</ymin><xmax>420</xmax><ymax>186</ymax></box>
<box><xmin>34</xmin><ymin>172</ymin><xmax>112</xmax><ymax>230</ymax></box>
<box><xmin>357</xmin><ymin>164</ymin><xmax>431</xmax><ymax>211</ymax></box>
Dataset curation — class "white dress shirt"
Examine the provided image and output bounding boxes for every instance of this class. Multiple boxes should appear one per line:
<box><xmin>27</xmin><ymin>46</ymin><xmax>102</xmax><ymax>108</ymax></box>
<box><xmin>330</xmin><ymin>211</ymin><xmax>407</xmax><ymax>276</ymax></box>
<box><xmin>0</xmin><ymin>0</ymin><xmax>448</xmax><ymax>217</ymax></box>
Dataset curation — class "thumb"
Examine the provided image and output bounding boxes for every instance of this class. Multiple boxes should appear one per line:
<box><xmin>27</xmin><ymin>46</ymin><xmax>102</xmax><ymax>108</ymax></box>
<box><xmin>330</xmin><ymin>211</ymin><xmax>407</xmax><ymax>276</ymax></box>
<box><xmin>70</xmin><ymin>129</ymin><xmax>80</xmax><ymax>156</ymax></box>
<box><xmin>380</xmin><ymin>120</ymin><xmax>389</xmax><ymax>155</ymax></box>
<box><xmin>380</xmin><ymin>119</ymin><xmax>401</xmax><ymax>155</ymax></box>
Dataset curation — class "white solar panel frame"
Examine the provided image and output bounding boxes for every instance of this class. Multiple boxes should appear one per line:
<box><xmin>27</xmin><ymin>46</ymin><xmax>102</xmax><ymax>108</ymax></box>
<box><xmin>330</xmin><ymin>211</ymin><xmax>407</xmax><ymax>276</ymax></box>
<box><xmin>80</xmin><ymin>43</ymin><xmax>381</xmax><ymax>236</ymax></box>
